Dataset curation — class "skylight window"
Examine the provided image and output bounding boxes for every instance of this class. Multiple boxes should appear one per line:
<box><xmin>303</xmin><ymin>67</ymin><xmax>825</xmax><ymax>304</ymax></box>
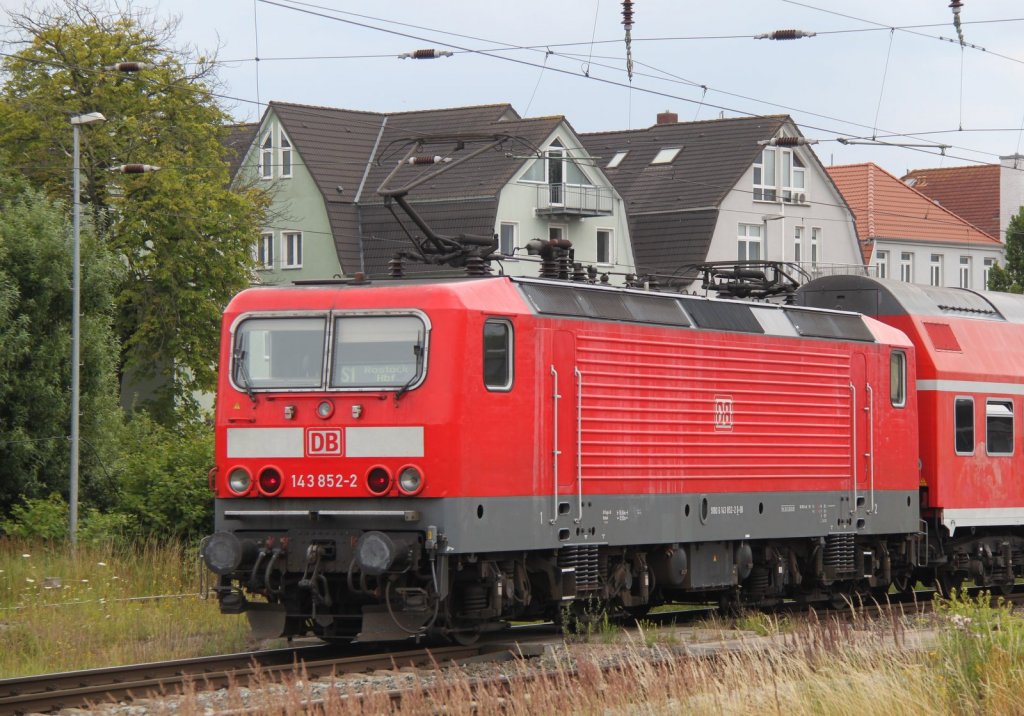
<box><xmin>607</xmin><ymin>151</ymin><xmax>628</xmax><ymax>169</ymax></box>
<box><xmin>651</xmin><ymin>147</ymin><xmax>681</xmax><ymax>165</ymax></box>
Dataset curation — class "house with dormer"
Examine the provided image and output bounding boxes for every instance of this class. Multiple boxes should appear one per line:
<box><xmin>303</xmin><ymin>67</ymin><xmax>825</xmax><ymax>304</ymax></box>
<box><xmin>829</xmin><ymin>163</ymin><xmax>1003</xmax><ymax>290</ymax></box>
<box><xmin>233</xmin><ymin>102</ymin><xmax>629</xmax><ymax>282</ymax></box>
<box><xmin>580</xmin><ymin>112</ymin><xmax>864</xmax><ymax>284</ymax></box>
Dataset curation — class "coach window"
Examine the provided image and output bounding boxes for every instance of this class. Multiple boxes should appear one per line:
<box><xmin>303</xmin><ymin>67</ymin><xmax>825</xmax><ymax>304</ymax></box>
<box><xmin>889</xmin><ymin>350</ymin><xmax>907</xmax><ymax>407</ymax></box>
<box><xmin>483</xmin><ymin>319</ymin><xmax>513</xmax><ymax>391</ymax></box>
<box><xmin>954</xmin><ymin>397</ymin><xmax>974</xmax><ymax>455</ymax></box>
<box><xmin>233</xmin><ymin>316</ymin><xmax>326</xmax><ymax>390</ymax></box>
<box><xmin>986</xmin><ymin>399</ymin><xmax>1014</xmax><ymax>456</ymax></box>
<box><xmin>329</xmin><ymin>316</ymin><xmax>425</xmax><ymax>389</ymax></box>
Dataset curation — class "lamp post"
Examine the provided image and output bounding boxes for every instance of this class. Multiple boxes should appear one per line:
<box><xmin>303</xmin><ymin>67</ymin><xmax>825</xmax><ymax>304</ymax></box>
<box><xmin>69</xmin><ymin>111</ymin><xmax>106</xmax><ymax>547</ymax></box>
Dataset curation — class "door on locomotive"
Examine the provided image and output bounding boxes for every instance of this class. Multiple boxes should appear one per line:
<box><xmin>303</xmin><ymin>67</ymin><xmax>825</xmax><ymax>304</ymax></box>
<box><xmin>850</xmin><ymin>351</ymin><xmax>872</xmax><ymax>518</ymax></box>
<box><xmin>546</xmin><ymin>329</ymin><xmax>581</xmax><ymax>530</ymax></box>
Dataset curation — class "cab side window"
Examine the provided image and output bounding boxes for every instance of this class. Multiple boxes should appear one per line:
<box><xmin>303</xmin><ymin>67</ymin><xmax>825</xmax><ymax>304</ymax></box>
<box><xmin>483</xmin><ymin>319</ymin><xmax>513</xmax><ymax>391</ymax></box>
<box><xmin>889</xmin><ymin>350</ymin><xmax>907</xmax><ymax>407</ymax></box>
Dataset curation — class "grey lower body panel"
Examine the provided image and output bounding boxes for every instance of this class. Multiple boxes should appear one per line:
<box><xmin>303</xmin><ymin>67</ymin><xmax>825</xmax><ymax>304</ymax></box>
<box><xmin>216</xmin><ymin>489</ymin><xmax>918</xmax><ymax>553</ymax></box>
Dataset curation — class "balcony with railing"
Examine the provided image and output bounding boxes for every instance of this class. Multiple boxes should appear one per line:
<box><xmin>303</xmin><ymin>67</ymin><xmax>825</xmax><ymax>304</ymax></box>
<box><xmin>535</xmin><ymin>183</ymin><xmax>614</xmax><ymax>217</ymax></box>
<box><xmin>794</xmin><ymin>262</ymin><xmax>877</xmax><ymax>280</ymax></box>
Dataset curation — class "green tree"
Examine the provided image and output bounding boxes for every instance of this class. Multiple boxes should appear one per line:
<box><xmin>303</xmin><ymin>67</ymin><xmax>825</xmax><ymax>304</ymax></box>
<box><xmin>0</xmin><ymin>0</ymin><xmax>268</xmax><ymax>418</ymax></box>
<box><xmin>994</xmin><ymin>209</ymin><xmax>1024</xmax><ymax>293</ymax></box>
<box><xmin>0</xmin><ymin>157</ymin><xmax>124</xmax><ymax>509</ymax></box>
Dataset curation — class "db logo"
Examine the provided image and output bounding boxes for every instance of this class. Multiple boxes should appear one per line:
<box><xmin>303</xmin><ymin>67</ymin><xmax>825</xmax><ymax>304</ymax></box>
<box><xmin>306</xmin><ymin>428</ymin><xmax>343</xmax><ymax>456</ymax></box>
<box><xmin>714</xmin><ymin>396</ymin><xmax>733</xmax><ymax>431</ymax></box>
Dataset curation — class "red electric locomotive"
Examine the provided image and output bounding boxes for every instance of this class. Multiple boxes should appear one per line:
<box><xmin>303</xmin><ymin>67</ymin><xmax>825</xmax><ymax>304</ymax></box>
<box><xmin>203</xmin><ymin>261</ymin><xmax>922</xmax><ymax>642</ymax></box>
<box><xmin>799</xmin><ymin>274</ymin><xmax>1024</xmax><ymax>593</ymax></box>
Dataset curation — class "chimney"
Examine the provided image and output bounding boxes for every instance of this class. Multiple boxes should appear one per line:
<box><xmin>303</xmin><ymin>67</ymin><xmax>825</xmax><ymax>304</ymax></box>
<box><xmin>656</xmin><ymin>110</ymin><xmax>678</xmax><ymax>125</ymax></box>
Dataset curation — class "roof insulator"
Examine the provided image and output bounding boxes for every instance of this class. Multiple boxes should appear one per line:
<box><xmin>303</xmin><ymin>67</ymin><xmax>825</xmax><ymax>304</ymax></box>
<box><xmin>754</xmin><ymin>29</ymin><xmax>817</xmax><ymax>40</ymax></box>
<box><xmin>398</xmin><ymin>49</ymin><xmax>454</xmax><ymax>59</ymax></box>
<box><xmin>406</xmin><ymin>155</ymin><xmax>453</xmax><ymax>165</ymax></box>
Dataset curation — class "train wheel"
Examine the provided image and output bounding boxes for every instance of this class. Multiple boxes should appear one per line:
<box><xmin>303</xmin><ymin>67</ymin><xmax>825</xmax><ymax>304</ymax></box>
<box><xmin>936</xmin><ymin>573</ymin><xmax>963</xmax><ymax>598</ymax></box>
<box><xmin>451</xmin><ymin>627</ymin><xmax>482</xmax><ymax>646</ymax></box>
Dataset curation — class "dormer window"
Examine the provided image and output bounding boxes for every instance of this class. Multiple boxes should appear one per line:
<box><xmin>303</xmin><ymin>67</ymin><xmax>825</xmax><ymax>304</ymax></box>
<box><xmin>651</xmin><ymin>147</ymin><xmax>681</xmax><ymax>165</ymax></box>
<box><xmin>607</xmin><ymin>151</ymin><xmax>628</xmax><ymax>169</ymax></box>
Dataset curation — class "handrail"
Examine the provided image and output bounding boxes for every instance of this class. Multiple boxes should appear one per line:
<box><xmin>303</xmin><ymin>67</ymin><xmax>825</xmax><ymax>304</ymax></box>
<box><xmin>849</xmin><ymin>382</ymin><xmax>857</xmax><ymax>515</ymax></box>
<box><xmin>865</xmin><ymin>383</ymin><xmax>875</xmax><ymax>514</ymax></box>
<box><xmin>574</xmin><ymin>367</ymin><xmax>583</xmax><ymax>524</ymax></box>
<box><xmin>550</xmin><ymin>365</ymin><xmax>561</xmax><ymax>525</ymax></box>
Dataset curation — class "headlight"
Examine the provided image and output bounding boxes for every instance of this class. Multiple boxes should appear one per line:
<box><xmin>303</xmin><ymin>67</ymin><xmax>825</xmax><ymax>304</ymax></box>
<box><xmin>227</xmin><ymin>467</ymin><xmax>252</xmax><ymax>495</ymax></box>
<box><xmin>367</xmin><ymin>466</ymin><xmax>392</xmax><ymax>495</ymax></box>
<box><xmin>316</xmin><ymin>400</ymin><xmax>334</xmax><ymax>419</ymax></box>
<box><xmin>397</xmin><ymin>465</ymin><xmax>424</xmax><ymax>495</ymax></box>
<box><xmin>259</xmin><ymin>467</ymin><xmax>283</xmax><ymax>496</ymax></box>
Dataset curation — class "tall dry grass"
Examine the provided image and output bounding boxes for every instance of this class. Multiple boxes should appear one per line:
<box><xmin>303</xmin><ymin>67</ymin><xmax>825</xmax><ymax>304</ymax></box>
<box><xmin>0</xmin><ymin>538</ymin><xmax>252</xmax><ymax>677</ymax></box>
<box><xmin>162</xmin><ymin>592</ymin><xmax>1024</xmax><ymax>716</ymax></box>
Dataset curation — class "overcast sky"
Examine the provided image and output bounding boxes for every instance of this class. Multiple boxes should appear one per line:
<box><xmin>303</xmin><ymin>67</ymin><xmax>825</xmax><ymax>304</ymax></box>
<box><xmin>3</xmin><ymin>0</ymin><xmax>1024</xmax><ymax>177</ymax></box>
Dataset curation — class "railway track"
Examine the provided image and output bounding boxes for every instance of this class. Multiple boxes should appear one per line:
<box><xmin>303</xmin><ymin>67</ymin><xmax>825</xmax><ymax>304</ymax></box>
<box><xmin>0</xmin><ymin>640</ymin><xmax>536</xmax><ymax>715</ymax></box>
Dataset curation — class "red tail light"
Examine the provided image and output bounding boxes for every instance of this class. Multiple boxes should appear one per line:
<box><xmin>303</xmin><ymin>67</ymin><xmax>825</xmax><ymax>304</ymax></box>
<box><xmin>259</xmin><ymin>467</ymin><xmax>283</xmax><ymax>496</ymax></box>
<box><xmin>367</xmin><ymin>467</ymin><xmax>392</xmax><ymax>495</ymax></box>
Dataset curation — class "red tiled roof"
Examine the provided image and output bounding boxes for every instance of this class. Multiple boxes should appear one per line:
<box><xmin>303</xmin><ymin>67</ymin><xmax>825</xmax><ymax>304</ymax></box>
<box><xmin>901</xmin><ymin>164</ymin><xmax>1000</xmax><ymax>238</ymax></box>
<box><xmin>827</xmin><ymin>163</ymin><xmax>1001</xmax><ymax>263</ymax></box>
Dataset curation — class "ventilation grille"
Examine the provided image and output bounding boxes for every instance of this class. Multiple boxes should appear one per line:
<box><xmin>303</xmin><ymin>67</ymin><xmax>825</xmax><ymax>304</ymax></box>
<box><xmin>559</xmin><ymin>545</ymin><xmax>601</xmax><ymax>592</ymax></box>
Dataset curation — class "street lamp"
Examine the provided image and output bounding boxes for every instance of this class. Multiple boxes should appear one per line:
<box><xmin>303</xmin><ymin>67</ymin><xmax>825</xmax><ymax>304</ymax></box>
<box><xmin>69</xmin><ymin>110</ymin><xmax>106</xmax><ymax>547</ymax></box>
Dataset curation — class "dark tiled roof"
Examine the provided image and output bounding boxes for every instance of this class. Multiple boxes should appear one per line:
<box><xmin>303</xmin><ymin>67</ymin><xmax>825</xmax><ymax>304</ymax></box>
<box><xmin>580</xmin><ymin>115</ymin><xmax>788</xmax><ymax>275</ymax></box>
<box><xmin>901</xmin><ymin>164</ymin><xmax>1000</xmax><ymax>238</ymax></box>
<box><xmin>223</xmin><ymin>122</ymin><xmax>259</xmax><ymax>177</ymax></box>
<box><xmin>267</xmin><ymin>102</ymin><xmax>559</xmax><ymax>274</ymax></box>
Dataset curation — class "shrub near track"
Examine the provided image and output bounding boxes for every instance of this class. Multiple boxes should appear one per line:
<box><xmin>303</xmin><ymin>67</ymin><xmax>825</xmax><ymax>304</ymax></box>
<box><xmin>0</xmin><ymin>539</ymin><xmax>252</xmax><ymax>677</ymax></box>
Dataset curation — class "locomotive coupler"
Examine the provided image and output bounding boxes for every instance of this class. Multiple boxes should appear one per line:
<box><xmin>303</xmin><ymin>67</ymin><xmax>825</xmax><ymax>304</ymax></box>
<box><xmin>298</xmin><ymin>543</ymin><xmax>332</xmax><ymax>608</ymax></box>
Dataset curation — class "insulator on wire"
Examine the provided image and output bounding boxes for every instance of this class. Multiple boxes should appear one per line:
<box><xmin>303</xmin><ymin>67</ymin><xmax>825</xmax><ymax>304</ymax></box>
<box><xmin>758</xmin><ymin>136</ymin><xmax>818</xmax><ymax>147</ymax></box>
<box><xmin>754</xmin><ymin>29</ymin><xmax>816</xmax><ymax>40</ymax></box>
<box><xmin>105</xmin><ymin>62</ymin><xmax>154</xmax><ymax>72</ymax></box>
<box><xmin>110</xmin><ymin>163</ymin><xmax>161</xmax><ymax>173</ymax></box>
<box><xmin>621</xmin><ymin>0</ymin><xmax>635</xmax><ymax>82</ymax></box>
<box><xmin>398</xmin><ymin>49</ymin><xmax>454</xmax><ymax>59</ymax></box>
<box><xmin>406</xmin><ymin>155</ymin><xmax>452</xmax><ymax>165</ymax></box>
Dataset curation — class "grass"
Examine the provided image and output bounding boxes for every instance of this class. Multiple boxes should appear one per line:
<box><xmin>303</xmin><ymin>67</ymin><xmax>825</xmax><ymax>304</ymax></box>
<box><xmin>0</xmin><ymin>538</ymin><xmax>255</xmax><ymax>677</ymax></box>
<box><xmin>161</xmin><ymin>591</ymin><xmax>1024</xmax><ymax>715</ymax></box>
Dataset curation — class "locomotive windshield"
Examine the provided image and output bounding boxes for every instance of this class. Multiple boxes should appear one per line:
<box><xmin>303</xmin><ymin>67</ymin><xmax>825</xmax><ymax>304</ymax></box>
<box><xmin>232</xmin><ymin>316</ymin><xmax>327</xmax><ymax>390</ymax></box>
<box><xmin>231</xmin><ymin>313</ymin><xmax>426</xmax><ymax>392</ymax></box>
<box><xmin>329</xmin><ymin>315</ymin><xmax>424</xmax><ymax>388</ymax></box>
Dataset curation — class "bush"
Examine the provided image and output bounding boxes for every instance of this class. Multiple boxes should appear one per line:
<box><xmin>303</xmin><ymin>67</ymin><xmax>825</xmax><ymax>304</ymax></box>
<box><xmin>0</xmin><ymin>492</ymin><xmax>68</xmax><ymax>541</ymax></box>
<box><xmin>113</xmin><ymin>411</ymin><xmax>214</xmax><ymax>539</ymax></box>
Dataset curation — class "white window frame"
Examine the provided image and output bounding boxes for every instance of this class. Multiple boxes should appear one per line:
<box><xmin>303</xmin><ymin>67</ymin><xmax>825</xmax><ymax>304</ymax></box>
<box><xmin>260</xmin><ymin>131</ymin><xmax>274</xmax><ymax>180</ymax></box>
<box><xmin>279</xmin><ymin>131</ymin><xmax>293</xmax><ymax>178</ymax></box>
<box><xmin>753</xmin><ymin>144</ymin><xmax>807</xmax><ymax>203</ymax></box>
<box><xmin>810</xmin><ymin>227</ymin><xmax>821</xmax><ymax>267</ymax></box>
<box><xmin>930</xmin><ymin>254</ymin><xmax>943</xmax><ymax>287</ymax></box>
<box><xmin>549</xmin><ymin>225</ymin><xmax>567</xmax><ymax>242</ymax></box>
<box><xmin>959</xmin><ymin>256</ymin><xmax>971</xmax><ymax>289</ymax></box>
<box><xmin>738</xmin><ymin>223</ymin><xmax>763</xmax><ymax>261</ymax></box>
<box><xmin>499</xmin><ymin>222</ymin><xmax>518</xmax><ymax>255</ymax></box>
<box><xmin>651</xmin><ymin>147</ymin><xmax>681</xmax><ymax>165</ymax></box>
<box><xmin>900</xmin><ymin>252</ymin><xmax>914</xmax><ymax>283</ymax></box>
<box><xmin>282</xmin><ymin>231</ymin><xmax>303</xmax><ymax>269</ymax></box>
<box><xmin>606</xmin><ymin>151</ymin><xmax>628</xmax><ymax>169</ymax></box>
<box><xmin>793</xmin><ymin>226</ymin><xmax>803</xmax><ymax>264</ymax></box>
<box><xmin>255</xmin><ymin>231</ymin><xmax>274</xmax><ymax>270</ymax></box>
<box><xmin>596</xmin><ymin>228</ymin><xmax>613</xmax><ymax>265</ymax></box>
<box><xmin>875</xmin><ymin>249</ymin><xmax>889</xmax><ymax>279</ymax></box>
<box><xmin>984</xmin><ymin>257</ymin><xmax>995</xmax><ymax>289</ymax></box>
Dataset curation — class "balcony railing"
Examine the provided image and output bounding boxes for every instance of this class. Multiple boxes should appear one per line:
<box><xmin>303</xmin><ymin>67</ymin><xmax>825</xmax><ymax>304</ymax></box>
<box><xmin>535</xmin><ymin>183</ymin><xmax>614</xmax><ymax>217</ymax></box>
<box><xmin>793</xmin><ymin>262</ymin><xmax>877</xmax><ymax>280</ymax></box>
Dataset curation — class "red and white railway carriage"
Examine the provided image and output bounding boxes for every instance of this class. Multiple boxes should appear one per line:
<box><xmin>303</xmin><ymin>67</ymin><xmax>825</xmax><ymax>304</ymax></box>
<box><xmin>204</xmin><ymin>274</ymin><xmax>921</xmax><ymax>641</ymax></box>
<box><xmin>799</xmin><ymin>275</ymin><xmax>1024</xmax><ymax>591</ymax></box>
